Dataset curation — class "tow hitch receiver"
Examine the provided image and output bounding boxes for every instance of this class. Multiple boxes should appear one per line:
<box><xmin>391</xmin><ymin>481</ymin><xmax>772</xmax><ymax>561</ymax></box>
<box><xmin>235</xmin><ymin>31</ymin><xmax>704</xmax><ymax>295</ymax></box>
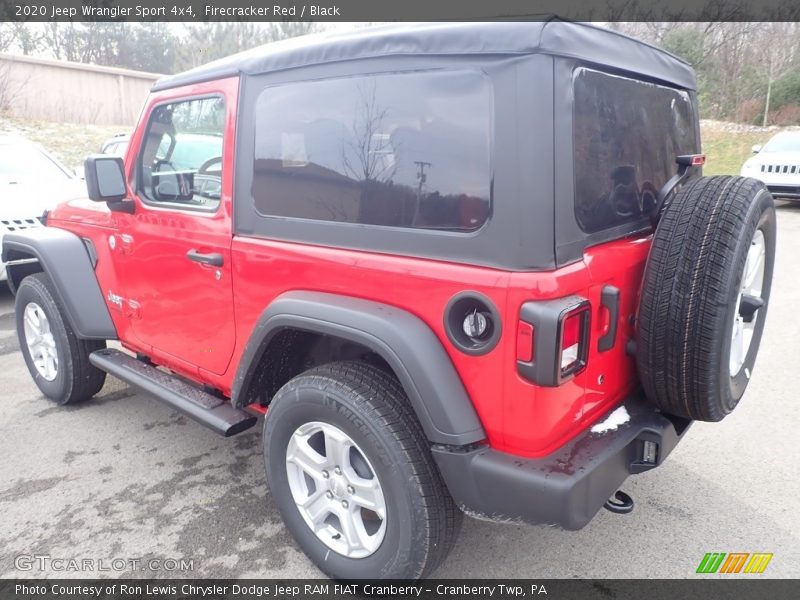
<box><xmin>604</xmin><ymin>490</ymin><xmax>634</xmax><ymax>514</ymax></box>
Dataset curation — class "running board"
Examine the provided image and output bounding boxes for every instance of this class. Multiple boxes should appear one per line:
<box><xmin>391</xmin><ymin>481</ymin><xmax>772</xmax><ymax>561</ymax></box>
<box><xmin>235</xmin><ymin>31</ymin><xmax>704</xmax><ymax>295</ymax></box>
<box><xmin>89</xmin><ymin>348</ymin><xmax>257</xmax><ymax>437</ymax></box>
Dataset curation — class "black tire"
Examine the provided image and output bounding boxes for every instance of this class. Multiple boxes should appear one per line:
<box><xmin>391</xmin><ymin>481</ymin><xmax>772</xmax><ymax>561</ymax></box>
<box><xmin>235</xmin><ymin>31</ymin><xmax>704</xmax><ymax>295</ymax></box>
<box><xmin>15</xmin><ymin>273</ymin><xmax>106</xmax><ymax>405</ymax></box>
<box><xmin>263</xmin><ymin>361</ymin><xmax>461</xmax><ymax>579</ymax></box>
<box><xmin>637</xmin><ymin>176</ymin><xmax>776</xmax><ymax>421</ymax></box>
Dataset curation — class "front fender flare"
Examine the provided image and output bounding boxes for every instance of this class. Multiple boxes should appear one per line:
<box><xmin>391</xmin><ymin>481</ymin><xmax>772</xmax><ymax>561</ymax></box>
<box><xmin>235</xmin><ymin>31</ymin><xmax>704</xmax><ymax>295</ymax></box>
<box><xmin>233</xmin><ymin>291</ymin><xmax>486</xmax><ymax>446</ymax></box>
<box><xmin>2</xmin><ymin>227</ymin><xmax>117</xmax><ymax>340</ymax></box>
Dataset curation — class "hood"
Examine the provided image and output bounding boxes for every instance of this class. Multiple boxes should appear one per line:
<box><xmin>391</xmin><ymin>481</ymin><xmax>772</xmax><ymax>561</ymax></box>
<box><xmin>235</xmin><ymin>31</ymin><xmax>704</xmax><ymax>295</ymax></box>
<box><xmin>1</xmin><ymin>178</ymin><xmax>87</xmax><ymax>220</ymax></box>
<box><xmin>748</xmin><ymin>151</ymin><xmax>800</xmax><ymax>165</ymax></box>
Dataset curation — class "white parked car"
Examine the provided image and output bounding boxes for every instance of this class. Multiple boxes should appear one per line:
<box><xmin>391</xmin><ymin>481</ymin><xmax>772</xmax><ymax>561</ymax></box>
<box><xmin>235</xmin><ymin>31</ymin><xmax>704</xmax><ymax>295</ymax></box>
<box><xmin>0</xmin><ymin>135</ymin><xmax>86</xmax><ymax>283</ymax></box>
<box><xmin>740</xmin><ymin>131</ymin><xmax>800</xmax><ymax>201</ymax></box>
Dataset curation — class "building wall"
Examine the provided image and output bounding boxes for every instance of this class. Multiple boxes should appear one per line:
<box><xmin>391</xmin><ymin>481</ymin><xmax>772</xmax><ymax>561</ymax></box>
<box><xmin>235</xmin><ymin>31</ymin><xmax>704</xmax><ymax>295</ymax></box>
<box><xmin>0</xmin><ymin>53</ymin><xmax>162</xmax><ymax>126</ymax></box>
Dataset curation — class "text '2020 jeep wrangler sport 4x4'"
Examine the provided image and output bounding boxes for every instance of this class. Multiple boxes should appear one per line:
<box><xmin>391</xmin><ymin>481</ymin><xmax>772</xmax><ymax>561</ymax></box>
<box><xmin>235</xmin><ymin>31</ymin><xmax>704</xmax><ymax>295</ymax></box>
<box><xmin>2</xmin><ymin>21</ymin><xmax>775</xmax><ymax>579</ymax></box>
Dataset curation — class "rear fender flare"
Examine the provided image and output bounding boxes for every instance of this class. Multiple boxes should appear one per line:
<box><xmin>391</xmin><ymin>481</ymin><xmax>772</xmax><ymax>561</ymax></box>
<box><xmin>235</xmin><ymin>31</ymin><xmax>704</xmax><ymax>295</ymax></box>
<box><xmin>233</xmin><ymin>291</ymin><xmax>486</xmax><ymax>446</ymax></box>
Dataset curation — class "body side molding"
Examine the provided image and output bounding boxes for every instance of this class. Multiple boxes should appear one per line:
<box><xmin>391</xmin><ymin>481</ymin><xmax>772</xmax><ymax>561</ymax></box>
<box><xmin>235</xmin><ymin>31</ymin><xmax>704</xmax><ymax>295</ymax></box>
<box><xmin>232</xmin><ymin>291</ymin><xmax>486</xmax><ymax>446</ymax></box>
<box><xmin>2</xmin><ymin>227</ymin><xmax>117</xmax><ymax>340</ymax></box>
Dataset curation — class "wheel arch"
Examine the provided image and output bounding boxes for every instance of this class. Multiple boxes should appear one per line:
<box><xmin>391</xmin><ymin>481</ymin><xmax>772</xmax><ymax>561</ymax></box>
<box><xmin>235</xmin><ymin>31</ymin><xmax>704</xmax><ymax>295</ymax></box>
<box><xmin>232</xmin><ymin>291</ymin><xmax>486</xmax><ymax>446</ymax></box>
<box><xmin>2</xmin><ymin>227</ymin><xmax>117</xmax><ymax>340</ymax></box>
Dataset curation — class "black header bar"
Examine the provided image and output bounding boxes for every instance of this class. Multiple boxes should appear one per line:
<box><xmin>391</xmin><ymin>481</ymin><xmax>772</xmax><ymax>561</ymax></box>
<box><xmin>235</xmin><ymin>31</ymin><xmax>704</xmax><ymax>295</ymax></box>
<box><xmin>1</xmin><ymin>0</ymin><xmax>800</xmax><ymax>22</ymax></box>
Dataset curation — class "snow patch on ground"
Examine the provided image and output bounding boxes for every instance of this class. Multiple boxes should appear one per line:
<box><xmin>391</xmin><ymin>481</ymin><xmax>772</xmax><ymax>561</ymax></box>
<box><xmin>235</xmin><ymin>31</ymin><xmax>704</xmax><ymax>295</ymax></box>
<box><xmin>590</xmin><ymin>406</ymin><xmax>630</xmax><ymax>434</ymax></box>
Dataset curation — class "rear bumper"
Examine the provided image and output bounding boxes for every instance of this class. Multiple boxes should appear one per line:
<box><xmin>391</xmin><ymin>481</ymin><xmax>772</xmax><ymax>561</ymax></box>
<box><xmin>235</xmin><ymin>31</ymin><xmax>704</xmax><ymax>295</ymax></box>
<box><xmin>432</xmin><ymin>390</ymin><xmax>691</xmax><ymax>530</ymax></box>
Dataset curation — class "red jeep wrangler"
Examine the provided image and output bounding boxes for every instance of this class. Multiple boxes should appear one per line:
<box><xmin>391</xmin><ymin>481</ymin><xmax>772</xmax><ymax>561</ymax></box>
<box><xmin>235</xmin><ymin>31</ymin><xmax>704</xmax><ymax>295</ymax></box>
<box><xmin>3</xmin><ymin>22</ymin><xmax>775</xmax><ymax>579</ymax></box>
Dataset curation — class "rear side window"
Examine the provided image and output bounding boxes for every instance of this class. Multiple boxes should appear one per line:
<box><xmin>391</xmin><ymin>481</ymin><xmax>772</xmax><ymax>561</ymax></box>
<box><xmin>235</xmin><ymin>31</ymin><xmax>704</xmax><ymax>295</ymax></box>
<box><xmin>252</xmin><ymin>70</ymin><xmax>492</xmax><ymax>232</ymax></box>
<box><xmin>573</xmin><ymin>68</ymin><xmax>697</xmax><ymax>233</ymax></box>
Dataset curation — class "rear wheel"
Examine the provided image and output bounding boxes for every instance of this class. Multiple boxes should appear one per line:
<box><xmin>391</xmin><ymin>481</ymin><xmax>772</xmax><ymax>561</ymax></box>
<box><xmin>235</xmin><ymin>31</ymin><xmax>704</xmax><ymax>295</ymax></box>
<box><xmin>15</xmin><ymin>273</ymin><xmax>106</xmax><ymax>404</ymax></box>
<box><xmin>636</xmin><ymin>176</ymin><xmax>776</xmax><ymax>421</ymax></box>
<box><xmin>263</xmin><ymin>361</ymin><xmax>461</xmax><ymax>579</ymax></box>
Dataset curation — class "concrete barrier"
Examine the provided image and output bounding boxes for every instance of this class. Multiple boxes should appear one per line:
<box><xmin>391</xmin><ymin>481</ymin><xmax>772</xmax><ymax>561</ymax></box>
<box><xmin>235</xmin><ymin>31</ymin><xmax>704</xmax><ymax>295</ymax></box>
<box><xmin>0</xmin><ymin>53</ymin><xmax>162</xmax><ymax>126</ymax></box>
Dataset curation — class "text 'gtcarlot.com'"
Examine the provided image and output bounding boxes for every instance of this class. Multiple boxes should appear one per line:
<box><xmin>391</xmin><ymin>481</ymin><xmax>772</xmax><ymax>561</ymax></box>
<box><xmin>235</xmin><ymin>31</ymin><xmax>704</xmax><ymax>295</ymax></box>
<box><xmin>14</xmin><ymin>554</ymin><xmax>193</xmax><ymax>572</ymax></box>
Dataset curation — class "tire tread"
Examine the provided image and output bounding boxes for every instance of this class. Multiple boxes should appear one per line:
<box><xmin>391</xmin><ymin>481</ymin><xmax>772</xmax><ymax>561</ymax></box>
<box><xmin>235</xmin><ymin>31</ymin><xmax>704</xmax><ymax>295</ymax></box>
<box><xmin>636</xmin><ymin>176</ymin><xmax>774</xmax><ymax>421</ymax></box>
<box><xmin>17</xmin><ymin>273</ymin><xmax>106</xmax><ymax>404</ymax></box>
<box><xmin>271</xmin><ymin>360</ymin><xmax>460</xmax><ymax>578</ymax></box>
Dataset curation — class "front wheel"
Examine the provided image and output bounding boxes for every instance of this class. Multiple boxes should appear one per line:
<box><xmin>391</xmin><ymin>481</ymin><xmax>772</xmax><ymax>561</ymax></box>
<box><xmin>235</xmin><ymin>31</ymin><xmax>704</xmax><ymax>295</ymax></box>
<box><xmin>15</xmin><ymin>273</ymin><xmax>106</xmax><ymax>404</ymax></box>
<box><xmin>263</xmin><ymin>361</ymin><xmax>461</xmax><ymax>579</ymax></box>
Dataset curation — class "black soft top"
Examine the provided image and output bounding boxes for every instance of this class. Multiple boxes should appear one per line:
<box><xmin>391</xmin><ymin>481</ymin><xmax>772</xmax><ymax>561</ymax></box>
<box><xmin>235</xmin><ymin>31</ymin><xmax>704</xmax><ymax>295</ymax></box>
<box><xmin>152</xmin><ymin>21</ymin><xmax>696</xmax><ymax>92</ymax></box>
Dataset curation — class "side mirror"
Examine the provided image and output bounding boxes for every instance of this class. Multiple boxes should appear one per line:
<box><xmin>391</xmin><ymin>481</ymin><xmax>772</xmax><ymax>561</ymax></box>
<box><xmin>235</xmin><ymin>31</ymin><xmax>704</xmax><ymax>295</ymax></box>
<box><xmin>752</xmin><ymin>144</ymin><xmax>762</xmax><ymax>154</ymax></box>
<box><xmin>84</xmin><ymin>155</ymin><xmax>126</xmax><ymax>202</ymax></box>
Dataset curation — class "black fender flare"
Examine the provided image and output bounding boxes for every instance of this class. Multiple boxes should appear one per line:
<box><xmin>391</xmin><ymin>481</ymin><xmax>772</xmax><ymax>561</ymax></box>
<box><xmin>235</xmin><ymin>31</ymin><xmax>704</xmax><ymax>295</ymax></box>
<box><xmin>232</xmin><ymin>291</ymin><xmax>486</xmax><ymax>446</ymax></box>
<box><xmin>1</xmin><ymin>227</ymin><xmax>117</xmax><ymax>340</ymax></box>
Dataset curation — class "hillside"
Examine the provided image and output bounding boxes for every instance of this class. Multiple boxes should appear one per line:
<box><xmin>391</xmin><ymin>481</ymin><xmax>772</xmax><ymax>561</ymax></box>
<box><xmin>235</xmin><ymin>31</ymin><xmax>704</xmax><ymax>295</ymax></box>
<box><xmin>700</xmin><ymin>119</ymin><xmax>798</xmax><ymax>176</ymax></box>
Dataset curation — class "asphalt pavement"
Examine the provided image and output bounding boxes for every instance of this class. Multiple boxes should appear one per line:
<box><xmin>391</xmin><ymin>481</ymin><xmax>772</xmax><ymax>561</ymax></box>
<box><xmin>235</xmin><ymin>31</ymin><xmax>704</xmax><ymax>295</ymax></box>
<box><xmin>1</xmin><ymin>204</ymin><xmax>799</xmax><ymax>579</ymax></box>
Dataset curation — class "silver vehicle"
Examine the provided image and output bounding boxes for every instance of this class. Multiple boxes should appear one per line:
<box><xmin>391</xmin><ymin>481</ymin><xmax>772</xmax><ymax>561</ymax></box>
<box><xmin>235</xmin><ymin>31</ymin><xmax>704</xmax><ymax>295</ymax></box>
<box><xmin>0</xmin><ymin>135</ymin><xmax>85</xmax><ymax>283</ymax></box>
<box><xmin>99</xmin><ymin>132</ymin><xmax>130</xmax><ymax>157</ymax></box>
<box><xmin>741</xmin><ymin>131</ymin><xmax>800</xmax><ymax>201</ymax></box>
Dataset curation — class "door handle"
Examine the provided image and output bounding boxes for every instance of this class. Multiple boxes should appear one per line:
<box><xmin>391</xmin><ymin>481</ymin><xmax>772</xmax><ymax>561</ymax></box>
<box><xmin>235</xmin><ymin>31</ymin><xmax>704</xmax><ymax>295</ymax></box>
<box><xmin>186</xmin><ymin>249</ymin><xmax>224</xmax><ymax>267</ymax></box>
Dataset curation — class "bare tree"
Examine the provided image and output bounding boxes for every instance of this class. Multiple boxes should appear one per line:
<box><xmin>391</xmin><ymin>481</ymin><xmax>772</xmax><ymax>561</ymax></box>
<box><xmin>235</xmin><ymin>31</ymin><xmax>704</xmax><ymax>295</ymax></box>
<box><xmin>757</xmin><ymin>23</ymin><xmax>799</xmax><ymax>126</ymax></box>
<box><xmin>341</xmin><ymin>82</ymin><xmax>397</xmax><ymax>183</ymax></box>
<box><xmin>611</xmin><ymin>21</ymin><xmax>800</xmax><ymax>123</ymax></box>
<box><xmin>0</xmin><ymin>58</ymin><xmax>31</xmax><ymax>114</ymax></box>
<box><xmin>7</xmin><ymin>23</ymin><xmax>44</xmax><ymax>55</ymax></box>
<box><xmin>0</xmin><ymin>23</ymin><xmax>13</xmax><ymax>53</ymax></box>
<box><xmin>0</xmin><ymin>24</ymin><xmax>13</xmax><ymax>111</ymax></box>
<box><xmin>174</xmin><ymin>22</ymin><xmax>320</xmax><ymax>72</ymax></box>
<box><xmin>0</xmin><ymin>62</ymin><xmax>11</xmax><ymax>112</ymax></box>
<box><xmin>266</xmin><ymin>22</ymin><xmax>320</xmax><ymax>42</ymax></box>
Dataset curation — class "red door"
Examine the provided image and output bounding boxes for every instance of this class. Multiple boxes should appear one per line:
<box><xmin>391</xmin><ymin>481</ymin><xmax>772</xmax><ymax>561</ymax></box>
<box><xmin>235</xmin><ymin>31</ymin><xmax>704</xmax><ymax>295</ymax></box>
<box><xmin>114</xmin><ymin>79</ymin><xmax>239</xmax><ymax>376</ymax></box>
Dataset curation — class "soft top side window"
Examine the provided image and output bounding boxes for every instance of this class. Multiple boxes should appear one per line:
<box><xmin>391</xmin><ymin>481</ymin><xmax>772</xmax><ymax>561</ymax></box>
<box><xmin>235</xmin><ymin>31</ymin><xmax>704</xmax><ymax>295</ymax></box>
<box><xmin>251</xmin><ymin>69</ymin><xmax>493</xmax><ymax>232</ymax></box>
<box><xmin>137</xmin><ymin>97</ymin><xmax>225</xmax><ymax>211</ymax></box>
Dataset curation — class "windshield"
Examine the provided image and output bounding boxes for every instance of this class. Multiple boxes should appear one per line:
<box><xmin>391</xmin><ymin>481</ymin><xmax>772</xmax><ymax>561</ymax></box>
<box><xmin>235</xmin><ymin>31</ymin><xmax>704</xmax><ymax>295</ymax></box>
<box><xmin>761</xmin><ymin>133</ymin><xmax>800</xmax><ymax>153</ymax></box>
<box><xmin>0</xmin><ymin>142</ymin><xmax>71</xmax><ymax>183</ymax></box>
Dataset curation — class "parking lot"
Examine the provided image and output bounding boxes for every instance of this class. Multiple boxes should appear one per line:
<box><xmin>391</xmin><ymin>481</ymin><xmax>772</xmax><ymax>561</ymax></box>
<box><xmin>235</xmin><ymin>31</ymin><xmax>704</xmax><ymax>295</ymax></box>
<box><xmin>0</xmin><ymin>203</ymin><xmax>798</xmax><ymax>579</ymax></box>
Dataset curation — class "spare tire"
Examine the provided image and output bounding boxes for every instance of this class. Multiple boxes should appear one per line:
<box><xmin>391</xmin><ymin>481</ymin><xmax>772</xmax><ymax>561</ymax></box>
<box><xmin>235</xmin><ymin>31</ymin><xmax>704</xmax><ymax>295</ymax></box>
<box><xmin>636</xmin><ymin>176</ymin><xmax>775</xmax><ymax>421</ymax></box>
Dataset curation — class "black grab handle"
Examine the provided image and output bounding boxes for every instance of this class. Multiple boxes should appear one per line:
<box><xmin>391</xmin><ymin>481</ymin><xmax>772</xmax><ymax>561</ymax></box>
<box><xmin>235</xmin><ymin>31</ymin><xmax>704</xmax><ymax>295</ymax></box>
<box><xmin>186</xmin><ymin>249</ymin><xmax>224</xmax><ymax>267</ymax></box>
<box><xmin>598</xmin><ymin>285</ymin><xmax>620</xmax><ymax>352</ymax></box>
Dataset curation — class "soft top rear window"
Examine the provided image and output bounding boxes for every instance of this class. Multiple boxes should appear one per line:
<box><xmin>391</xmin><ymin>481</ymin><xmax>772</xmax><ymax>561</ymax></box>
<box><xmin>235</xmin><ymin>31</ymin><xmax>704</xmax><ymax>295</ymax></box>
<box><xmin>573</xmin><ymin>68</ymin><xmax>697</xmax><ymax>233</ymax></box>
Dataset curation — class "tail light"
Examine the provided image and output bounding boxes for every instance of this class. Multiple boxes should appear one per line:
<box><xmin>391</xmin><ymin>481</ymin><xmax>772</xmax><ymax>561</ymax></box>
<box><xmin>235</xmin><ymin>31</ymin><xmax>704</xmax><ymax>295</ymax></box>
<box><xmin>517</xmin><ymin>296</ymin><xmax>591</xmax><ymax>387</ymax></box>
<box><xmin>676</xmin><ymin>153</ymin><xmax>706</xmax><ymax>167</ymax></box>
<box><xmin>558</xmin><ymin>304</ymin><xmax>590</xmax><ymax>377</ymax></box>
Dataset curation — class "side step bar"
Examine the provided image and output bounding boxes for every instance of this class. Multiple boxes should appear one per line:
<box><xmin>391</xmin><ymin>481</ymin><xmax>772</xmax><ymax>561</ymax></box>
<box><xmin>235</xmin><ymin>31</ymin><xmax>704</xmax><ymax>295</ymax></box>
<box><xmin>89</xmin><ymin>348</ymin><xmax>257</xmax><ymax>437</ymax></box>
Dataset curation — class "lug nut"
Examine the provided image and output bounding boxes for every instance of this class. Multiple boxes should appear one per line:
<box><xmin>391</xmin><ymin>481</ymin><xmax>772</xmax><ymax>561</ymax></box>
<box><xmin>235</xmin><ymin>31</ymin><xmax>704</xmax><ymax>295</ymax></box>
<box><xmin>326</xmin><ymin>491</ymin><xmax>334</xmax><ymax>499</ymax></box>
<box><xmin>322</xmin><ymin>470</ymin><xmax>329</xmax><ymax>479</ymax></box>
<box><xmin>334</xmin><ymin>466</ymin><xmax>342</xmax><ymax>475</ymax></box>
<box><xmin>347</xmin><ymin>485</ymin><xmax>354</xmax><ymax>494</ymax></box>
<box><xmin>341</xmin><ymin>500</ymin><xmax>349</xmax><ymax>508</ymax></box>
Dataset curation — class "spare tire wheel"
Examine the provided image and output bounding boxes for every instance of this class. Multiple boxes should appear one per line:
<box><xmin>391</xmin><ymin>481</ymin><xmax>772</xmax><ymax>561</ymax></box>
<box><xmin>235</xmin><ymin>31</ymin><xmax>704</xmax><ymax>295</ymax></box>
<box><xmin>636</xmin><ymin>176</ymin><xmax>776</xmax><ymax>422</ymax></box>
